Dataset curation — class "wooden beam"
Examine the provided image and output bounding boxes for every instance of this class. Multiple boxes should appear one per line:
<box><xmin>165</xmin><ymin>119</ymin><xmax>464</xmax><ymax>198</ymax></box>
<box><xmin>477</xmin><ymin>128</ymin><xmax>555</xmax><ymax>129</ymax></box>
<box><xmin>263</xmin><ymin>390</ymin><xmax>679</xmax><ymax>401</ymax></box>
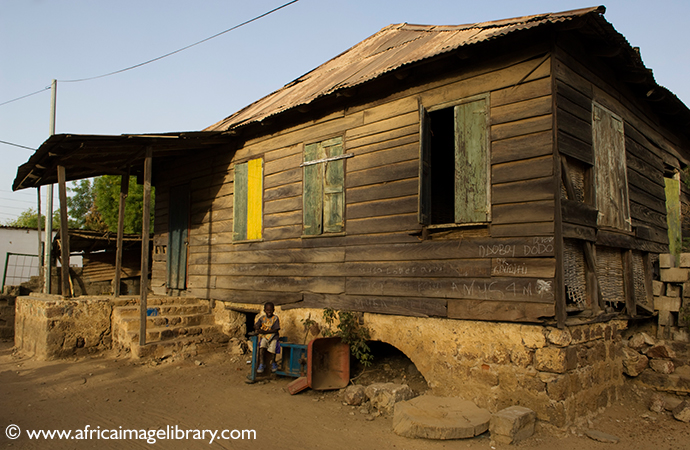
<box><xmin>57</xmin><ymin>165</ymin><xmax>71</xmax><ymax>298</ymax></box>
<box><xmin>139</xmin><ymin>148</ymin><xmax>152</xmax><ymax>347</ymax></box>
<box><xmin>623</xmin><ymin>249</ymin><xmax>637</xmax><ymax>318</ymax></box>
<box><xmin>560</xmin><ymin>156</ymin><xmax>604</xmax><ymax>311</ymax></box>
<box><xmin>113</xmin><ymin>170</ymin><xmax>129</xmax><ymax>297</ymax></box>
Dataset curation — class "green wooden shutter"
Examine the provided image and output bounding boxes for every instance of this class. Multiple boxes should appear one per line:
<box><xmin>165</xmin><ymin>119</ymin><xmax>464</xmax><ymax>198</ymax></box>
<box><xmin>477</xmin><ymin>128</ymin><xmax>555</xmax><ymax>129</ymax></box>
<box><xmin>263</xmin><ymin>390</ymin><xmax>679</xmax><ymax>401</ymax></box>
<box><xmin>418</xmin><ymin>105</ymin><xmax>431</xmax><ymax>225</ymax></box>
<box><xmin>303</xmin><ymin>143</ymin><xmax>324</xmax><ymax>235</ymax></box>
<box><xmin>233</xmin><ymin>162</ymin><xmax>248</xmax><ymax>241</ymax></box>
<box><xmin>454</xmin><ymin>98</ymin><xmax>488</xmax><ymax>223</ymax></box>
<box><xmin>323</xmin><ymin>137</ymin><xmax>344</xmax><ymax>233</ymax></box>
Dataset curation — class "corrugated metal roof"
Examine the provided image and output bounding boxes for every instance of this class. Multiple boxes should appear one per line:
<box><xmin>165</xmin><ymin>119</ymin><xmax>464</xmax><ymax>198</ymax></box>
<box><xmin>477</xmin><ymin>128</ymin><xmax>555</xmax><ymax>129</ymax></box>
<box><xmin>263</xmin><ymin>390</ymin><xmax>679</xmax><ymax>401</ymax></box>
<box><xmin>205</xmin><ymin>6</ymin><xmax>606</xmax><ymax>132</ymax></box>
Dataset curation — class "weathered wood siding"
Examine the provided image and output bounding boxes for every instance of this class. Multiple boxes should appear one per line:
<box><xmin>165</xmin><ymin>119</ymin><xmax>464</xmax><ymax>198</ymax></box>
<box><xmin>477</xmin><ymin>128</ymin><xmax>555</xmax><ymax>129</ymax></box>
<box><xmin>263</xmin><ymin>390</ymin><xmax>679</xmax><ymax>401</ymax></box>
<box><xmin>554</xmin><ymin>34</ymin><xmax>684</xmax><ymax>313</ymax></box>
<box><xmin>151</xmin><ymin>44</ymin><xmax>561</xmax><ymax>322</ymax></box>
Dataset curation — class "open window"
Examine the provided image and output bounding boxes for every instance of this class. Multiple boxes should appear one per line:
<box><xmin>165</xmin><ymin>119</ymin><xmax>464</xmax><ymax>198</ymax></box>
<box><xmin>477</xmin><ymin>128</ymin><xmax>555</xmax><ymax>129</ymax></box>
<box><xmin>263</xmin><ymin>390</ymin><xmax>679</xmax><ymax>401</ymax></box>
<box><xmin>419</xmin><ymin>96</ymin><xmax>490</xmax><ymax>226</ymax></box>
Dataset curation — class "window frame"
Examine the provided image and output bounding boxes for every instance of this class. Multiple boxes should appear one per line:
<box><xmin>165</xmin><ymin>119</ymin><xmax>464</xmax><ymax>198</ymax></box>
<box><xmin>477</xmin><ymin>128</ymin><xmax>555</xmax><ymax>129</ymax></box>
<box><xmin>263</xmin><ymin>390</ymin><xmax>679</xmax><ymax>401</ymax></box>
<box><xmin>302</xmin><ymin>136</ymin><xmax>349</xmax><ymax>237</ymax></box>
<box><xmin>419</xmin><ymin>93</ymin><xmax>491</xmax><ymax>227</ymax></box>
<box><xmin>232</xmin><ymin>157</ymin><xmax>264</xmax><ymax>242</ymax></box>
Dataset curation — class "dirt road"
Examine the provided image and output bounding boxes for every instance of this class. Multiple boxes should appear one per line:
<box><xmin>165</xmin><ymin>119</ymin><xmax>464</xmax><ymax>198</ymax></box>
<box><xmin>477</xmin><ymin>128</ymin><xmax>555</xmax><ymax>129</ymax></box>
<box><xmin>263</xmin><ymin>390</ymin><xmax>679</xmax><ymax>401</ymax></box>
<box><xmin>1</xmin><ymin>341</ymin><xmax>687</xmax><ymax>450</ymax></box>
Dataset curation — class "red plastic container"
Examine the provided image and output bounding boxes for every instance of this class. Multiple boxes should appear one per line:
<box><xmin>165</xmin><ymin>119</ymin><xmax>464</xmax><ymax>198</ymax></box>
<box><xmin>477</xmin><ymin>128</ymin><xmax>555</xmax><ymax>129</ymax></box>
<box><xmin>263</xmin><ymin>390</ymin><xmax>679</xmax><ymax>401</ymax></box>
<box><xmin>307</xmin><ymin>337</ymin><xmax>350</xmax><ymax>390</ymax></box>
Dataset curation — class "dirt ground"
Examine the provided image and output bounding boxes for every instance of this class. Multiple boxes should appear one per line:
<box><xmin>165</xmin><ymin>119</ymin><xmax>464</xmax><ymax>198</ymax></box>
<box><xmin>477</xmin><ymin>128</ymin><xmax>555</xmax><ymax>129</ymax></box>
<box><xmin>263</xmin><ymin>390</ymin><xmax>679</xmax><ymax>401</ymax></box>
<box><xmin>1</xmin><ymin>340</ymin><xmax>688</xmax><ymax>450</ymax></box>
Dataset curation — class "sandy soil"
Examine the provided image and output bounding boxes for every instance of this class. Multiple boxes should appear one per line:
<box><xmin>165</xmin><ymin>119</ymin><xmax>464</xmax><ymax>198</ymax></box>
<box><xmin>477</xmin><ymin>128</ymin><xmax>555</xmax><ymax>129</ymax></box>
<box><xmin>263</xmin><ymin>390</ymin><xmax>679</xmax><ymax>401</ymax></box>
<box><xmin>1</xmin><ymin>340</ymin><xmax>688</xmax><ymax>450</ymax></box>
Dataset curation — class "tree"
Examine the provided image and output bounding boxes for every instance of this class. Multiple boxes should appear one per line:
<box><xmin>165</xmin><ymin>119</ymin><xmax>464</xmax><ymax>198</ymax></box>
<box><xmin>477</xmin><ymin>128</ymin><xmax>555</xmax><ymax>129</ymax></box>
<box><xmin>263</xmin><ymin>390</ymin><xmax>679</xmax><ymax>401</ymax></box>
<box><xmin>4</xmin><ymin>208</ymin><xmax>60</xmax><ymax>229</ymax></box>
<box><xmin>6</xmin><ymin>175</ymin><xmax>154</xmax><ymax>234</ymax></box>
<box><xmin>66</xmin><ymin>179</ymin><xmax>107</xmax><ymax>231</ymax></box>
<box><xmin>93</xmin><ymin>175</ymin><xmax>155</xmax><ymax>234</ymax></box>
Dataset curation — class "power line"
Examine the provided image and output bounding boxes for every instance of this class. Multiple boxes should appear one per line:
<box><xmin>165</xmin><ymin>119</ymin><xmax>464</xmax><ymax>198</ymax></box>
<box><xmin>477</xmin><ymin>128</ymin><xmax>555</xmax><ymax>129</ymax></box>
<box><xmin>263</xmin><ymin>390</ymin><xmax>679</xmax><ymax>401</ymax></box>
<box><xmin>60</xmin><ymin>0</ymin><xmax>299</xmax><ymax>83</ymax></box>
<box><xmin>0</xmin><ymin>0</ymin><xmax>299</xmax><ymax>105</ymax></box>
<box><xmin>0</xmin><ymin>86</ymin><xmax>51</xmax><ymax>107</ymax></box>
<box><xmin>0</xmin><ymin>140</ymin><xmax>37</xmax><ymax>151</ymax></box>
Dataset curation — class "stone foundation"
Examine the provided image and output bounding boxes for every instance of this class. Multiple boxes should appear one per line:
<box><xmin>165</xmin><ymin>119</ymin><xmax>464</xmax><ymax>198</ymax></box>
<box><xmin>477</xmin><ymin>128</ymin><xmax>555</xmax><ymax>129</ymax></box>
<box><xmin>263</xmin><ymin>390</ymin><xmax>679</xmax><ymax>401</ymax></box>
<box><xmin>14</xmin><ymin>294</ymin><xmax>112</xmax><ymax>359</ymax></box>
<box><xmin>220</xmin><ymin>303</ymin><xmax>626</xmax><ymax>427</ymax></box>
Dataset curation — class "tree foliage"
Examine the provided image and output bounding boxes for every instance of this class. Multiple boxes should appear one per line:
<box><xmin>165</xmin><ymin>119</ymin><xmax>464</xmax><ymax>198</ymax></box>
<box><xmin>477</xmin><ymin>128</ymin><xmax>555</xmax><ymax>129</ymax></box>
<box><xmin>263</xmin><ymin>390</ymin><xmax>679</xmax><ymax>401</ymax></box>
<box><xmin>4</xmin><ymin>208</ymin><xmax>60</xmax><ymax>229</ymax></box>
<box><xmin>93</xmin><ymin>175</ymin><xmax>154</xmax><ymax>234</ymax></box>
<box><xmin>5</xmin><ymin>176</ymin><xmax>154</xmax><ymax>234</ymax></box>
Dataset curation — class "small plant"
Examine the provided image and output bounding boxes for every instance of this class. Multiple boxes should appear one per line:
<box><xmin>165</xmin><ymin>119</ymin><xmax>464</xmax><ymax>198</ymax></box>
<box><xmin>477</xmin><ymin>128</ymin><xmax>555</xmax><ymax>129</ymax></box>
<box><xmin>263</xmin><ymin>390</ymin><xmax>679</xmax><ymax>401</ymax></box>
<box><xmin>300</xmin><ymin>313</ymin><xmax>320</xmax><ymax>344</ymax></box>
<box><xmin>321</xmin><ymin>308</ymin><xmax>373</xmax><ymax>367</ymax></box>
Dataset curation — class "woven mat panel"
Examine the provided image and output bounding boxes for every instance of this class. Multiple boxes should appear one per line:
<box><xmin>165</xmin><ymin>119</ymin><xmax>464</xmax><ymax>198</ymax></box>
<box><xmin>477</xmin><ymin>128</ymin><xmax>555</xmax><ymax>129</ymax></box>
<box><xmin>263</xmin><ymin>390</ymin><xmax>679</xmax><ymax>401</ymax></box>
<box><xmin>561</xmin><ymin>158</ymin><xmax>587</xmax><ymax>202</ymax></box>
<box><xmin>564</xmin><ymin>238</ymin><xmax>587</xmax><ymax>308</ymax></box>
<box><xmin>632</xmin><ymin>251</ymin><xmax>652</xmax><ymax>309</ymax></box>
<box><xmin>596</xmin><ymin>246</ymin><xmax>625</xmax><ymax>305</ymax></box>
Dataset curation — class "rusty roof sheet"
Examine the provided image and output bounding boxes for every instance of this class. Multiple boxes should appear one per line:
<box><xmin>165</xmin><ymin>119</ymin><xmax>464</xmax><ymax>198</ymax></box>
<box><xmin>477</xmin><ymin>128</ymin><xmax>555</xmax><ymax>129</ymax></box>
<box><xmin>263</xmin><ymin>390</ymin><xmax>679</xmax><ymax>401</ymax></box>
<box><xmin>206</xmin><ymin>6</ymin><xmax>606</xmax><ymax>132</ymax></box>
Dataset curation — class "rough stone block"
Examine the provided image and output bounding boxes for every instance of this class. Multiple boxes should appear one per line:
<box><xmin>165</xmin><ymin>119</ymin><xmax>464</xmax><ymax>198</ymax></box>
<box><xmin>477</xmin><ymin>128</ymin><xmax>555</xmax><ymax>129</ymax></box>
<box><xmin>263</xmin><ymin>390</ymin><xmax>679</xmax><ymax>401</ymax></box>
<box><xmin>667</xmin><ymin>284</ymin><xmax>682</xmax><ymax>297</ymax></box>
<box><xmin>628</xmin><ymin>332</ymin><xmax>656</xmax><ymax>351</ymax></box>
<box><xmin>585</xmin><ymin>430</ymin><xmax>620</xmax><ymax>443</ymax></box>
<box><xmin>683</xmin><ymin>282</ymin><xmax>690</xmax><ymax>298</ymax></box>
<box><xmin>622</xmin><ymin>347</ymin><xmax>648</xmax><ymax>377</ymax></box>
<box><xmin>659</xmin><ymin>253</ymin><xmax>676</xmax><ymax>269</ymax></box>
<box><xmin>660</xmin><ymin>268</ymin><xmax>689</xmax><ymax>283</ymax></box>
<box><xmin>655</xmin><ymin>296</ymin><xmax>682</xmax><ymax>312</ymax></box>
<box><xmin>393</xmin><ymin>396</ymin><xmax>491</xmax><ymax>439</ymax></box>
<box><xmin>680</xmin><ymin>253</ymin><xmax>690</xmax><ymax>268</ymax></box>
<box><xmin>546</xmin><ymin>328</ymin><xmax>572</xmax><ymax>347</ymax></box>
<box><xmin>343</xmin><ymin>385</ymin><xmax>367</xmax><ymax>406</ymax></box>
<box><xmin>489</xmin><ymin>406</ymin><xmax>536</xmax><ymax>445</ymax></box>
<box><xmin>650</xmin><ymin>359</ymin><xmax>675</xmax><ymax>374</ymax></box>
<box><xmin>535</xmin><ymin>346</ymin><xmax>577</xmax><ymax>374</ymax></box>
<box><xmin>646</xmin><ymin>343</ymin><xmax>676</xmax><ymax>359</ymax></box>
<box><xmin>672</xmin><ymin>400</ymin><xmax>690</xmax><ymax>422</ymax></box>
<box><xmin>365</xmin><ymin>383</ymin><xmax>415</xmax><ymax>415</ymax></box>
<box><xmin>653</xmin><ymin>280</ymin><xmax>665</xmax><ymax>297</ymax></box>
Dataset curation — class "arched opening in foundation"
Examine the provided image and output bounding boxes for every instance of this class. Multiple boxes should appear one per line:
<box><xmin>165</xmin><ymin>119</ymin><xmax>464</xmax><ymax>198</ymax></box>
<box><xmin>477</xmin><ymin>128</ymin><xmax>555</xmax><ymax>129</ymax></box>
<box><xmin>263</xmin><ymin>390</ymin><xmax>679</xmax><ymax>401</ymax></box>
<box><xmin>355</xmin><ymin>340</ymin><xmax>429</xmax><ymax>394</ymax></box>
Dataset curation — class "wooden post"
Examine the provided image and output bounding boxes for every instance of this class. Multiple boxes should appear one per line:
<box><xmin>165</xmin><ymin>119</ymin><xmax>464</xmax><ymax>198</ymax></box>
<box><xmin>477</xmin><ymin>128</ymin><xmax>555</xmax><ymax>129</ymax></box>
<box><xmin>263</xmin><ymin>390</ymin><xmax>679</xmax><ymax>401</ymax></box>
<box><xmin>57</xmin><ymin>165</ymin><xmax>70</xmax><ymax>298</ymax></box>
<box><xmin>36</xmin><ymin>187</ymin><xmax>42</xmax><ymax>284</ymax></box>
<box><xmin>114</xmin><ymin>171</ymin><xmax>129</xmax><ymax>297</ymax></box>
<box><xmin>139</xmin><ymin>148</ymin><xmax>153</xmax><ymax>346</ymax></box>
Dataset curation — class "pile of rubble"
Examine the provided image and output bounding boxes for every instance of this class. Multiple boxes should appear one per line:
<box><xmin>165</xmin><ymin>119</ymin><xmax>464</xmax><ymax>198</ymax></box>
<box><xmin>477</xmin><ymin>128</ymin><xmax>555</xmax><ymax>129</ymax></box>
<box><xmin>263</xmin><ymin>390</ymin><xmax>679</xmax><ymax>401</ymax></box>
<box><xmin>622</xmin><ymin>331</ymin><xmax>690</xmax><ymax>422</ymax></box>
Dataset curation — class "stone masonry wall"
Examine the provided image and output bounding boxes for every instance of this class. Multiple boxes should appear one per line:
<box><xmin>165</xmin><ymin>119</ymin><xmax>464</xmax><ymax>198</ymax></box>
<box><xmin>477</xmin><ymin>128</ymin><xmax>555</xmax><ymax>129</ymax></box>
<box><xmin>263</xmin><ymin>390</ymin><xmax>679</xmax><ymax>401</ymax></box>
<box><xmin>221</xmin><ymin>303</ymin><xmax>626</xmax><ymax>428</ymax></box>
<box><xmin>655</xmin><ymin>253</ymin><xmax>690</xmax><ymax>342</ymax></box>
<box><xmin>14</xmin><ymin>294</ymin><xmax>112</xmax><ymax>359</ymax></box>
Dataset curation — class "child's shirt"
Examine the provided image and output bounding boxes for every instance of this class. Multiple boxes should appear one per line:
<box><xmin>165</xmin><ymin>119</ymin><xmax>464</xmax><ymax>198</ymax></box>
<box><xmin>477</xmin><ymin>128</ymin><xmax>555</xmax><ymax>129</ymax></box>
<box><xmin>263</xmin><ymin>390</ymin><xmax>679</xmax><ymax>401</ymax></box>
<box><xmin>255</xmin><ymin>314</ymin><xmax>280</xmax><ymax>341</ymax></box>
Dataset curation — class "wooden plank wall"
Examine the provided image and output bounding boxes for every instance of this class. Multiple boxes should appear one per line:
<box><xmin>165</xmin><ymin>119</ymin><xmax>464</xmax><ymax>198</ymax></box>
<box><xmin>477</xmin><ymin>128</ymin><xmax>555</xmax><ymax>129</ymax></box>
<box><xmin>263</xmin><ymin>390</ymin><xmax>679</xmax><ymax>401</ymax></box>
<box><xmin>152</xmin><ymin>45</ymin><xmax>560</xmax><ymax>322</ymax></box>
<box><xmin>554</xmin><ymin>36</ymin><xmax>672</xmax><ymax>254</ymax></box>
<box><xmin>553</xmin><ymin>34</ymin><xmax>685</xmax><ymax>314</ymax></box>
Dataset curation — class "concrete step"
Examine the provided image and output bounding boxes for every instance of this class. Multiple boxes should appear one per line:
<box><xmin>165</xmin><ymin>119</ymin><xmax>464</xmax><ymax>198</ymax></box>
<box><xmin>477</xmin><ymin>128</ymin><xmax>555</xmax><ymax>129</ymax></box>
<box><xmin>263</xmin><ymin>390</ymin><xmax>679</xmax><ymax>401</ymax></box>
<box><xmin>111</xmin><ymin>298</ymin><xmax>221</xmax><ymax>359</ymax></box>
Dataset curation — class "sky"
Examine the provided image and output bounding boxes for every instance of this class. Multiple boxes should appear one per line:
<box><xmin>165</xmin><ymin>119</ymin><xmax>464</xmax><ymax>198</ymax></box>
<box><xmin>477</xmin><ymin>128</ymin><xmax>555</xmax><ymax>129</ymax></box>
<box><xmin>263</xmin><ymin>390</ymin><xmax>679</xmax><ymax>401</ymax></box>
<box><xmin>1</xmin><ymin>0</ymin><xmax>689</xmax><ymax>224</ymax></box>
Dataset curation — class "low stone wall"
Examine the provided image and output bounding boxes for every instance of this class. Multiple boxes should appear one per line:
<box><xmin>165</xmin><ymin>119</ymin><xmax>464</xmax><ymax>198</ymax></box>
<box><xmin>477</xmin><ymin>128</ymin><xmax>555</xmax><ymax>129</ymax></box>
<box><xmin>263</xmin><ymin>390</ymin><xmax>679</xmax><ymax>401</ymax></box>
<box><xmin>14</xmin><ymin>294</ymin><xmax>113</xmax><ymax>359</ymax></box>
<box><xmin>219</xmin><ymin>302</ymin><xmax>626</xmax><ymax>427</ymax></box>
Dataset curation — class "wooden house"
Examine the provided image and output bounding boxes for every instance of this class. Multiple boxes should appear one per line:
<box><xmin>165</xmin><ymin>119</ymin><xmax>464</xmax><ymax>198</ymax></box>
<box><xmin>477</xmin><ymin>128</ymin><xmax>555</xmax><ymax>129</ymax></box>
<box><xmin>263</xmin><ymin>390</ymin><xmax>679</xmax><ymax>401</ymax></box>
<box><xmin>14</xmin><ymin>6</ymin><xmax>690</xmax><ymax>424</ymax></box>
<box><xmin>146</xmin><ymin>6</ymin><xmax>690</xmax><ymax>327</ymax></box>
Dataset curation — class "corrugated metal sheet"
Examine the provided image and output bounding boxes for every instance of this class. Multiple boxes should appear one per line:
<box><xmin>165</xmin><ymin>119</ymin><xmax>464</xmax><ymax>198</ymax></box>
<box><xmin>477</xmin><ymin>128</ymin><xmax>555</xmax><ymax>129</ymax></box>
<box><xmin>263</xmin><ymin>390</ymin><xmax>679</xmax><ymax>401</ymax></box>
<box><xmin>205</xmin><ymin>6</ymin><xmax>606</xmax><ymax>132</ymax></box>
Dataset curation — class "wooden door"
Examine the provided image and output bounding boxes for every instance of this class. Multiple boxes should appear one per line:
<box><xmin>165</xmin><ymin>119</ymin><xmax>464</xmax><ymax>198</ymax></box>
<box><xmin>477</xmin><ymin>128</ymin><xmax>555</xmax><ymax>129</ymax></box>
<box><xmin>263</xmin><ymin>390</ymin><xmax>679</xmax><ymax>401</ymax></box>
<box><xmin>167</xmin><ymin>184</ymin><xmax>189</xmax><ymax>290</ymax></box>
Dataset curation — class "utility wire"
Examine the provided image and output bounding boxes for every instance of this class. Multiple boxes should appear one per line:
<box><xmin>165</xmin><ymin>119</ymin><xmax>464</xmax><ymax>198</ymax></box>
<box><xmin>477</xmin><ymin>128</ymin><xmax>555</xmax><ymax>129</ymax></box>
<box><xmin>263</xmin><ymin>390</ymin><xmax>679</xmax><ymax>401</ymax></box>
<box><xmin>0</xmin><ymin>0</ymin><xmax>298</xmax><ymax>103</ymax></box>
<box><xmin>0</xmin><ymin>87</ymin><xmax>51</xmax><ymax>107</ymax></box>
<box><xmin>0</xmin><ymin>140</ymin><xmax>37</xmax><ymax>151</ymax></box>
